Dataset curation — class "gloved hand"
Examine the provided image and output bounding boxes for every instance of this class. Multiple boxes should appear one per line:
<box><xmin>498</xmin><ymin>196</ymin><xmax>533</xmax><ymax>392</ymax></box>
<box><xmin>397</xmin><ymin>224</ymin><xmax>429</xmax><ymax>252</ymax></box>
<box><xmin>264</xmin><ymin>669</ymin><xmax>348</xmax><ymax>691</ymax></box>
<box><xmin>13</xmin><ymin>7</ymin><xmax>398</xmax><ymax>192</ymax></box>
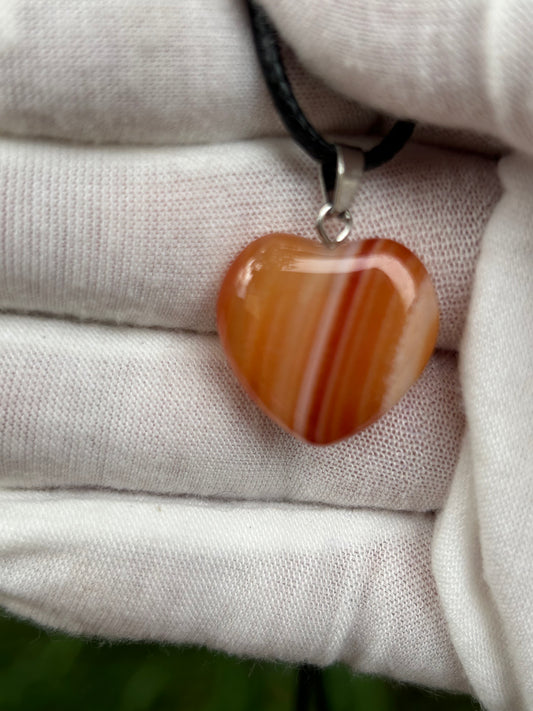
<box><xmin>0</xmin><ymin>1</ymin><xmax>531</xmax><ymax>709</ymax></box>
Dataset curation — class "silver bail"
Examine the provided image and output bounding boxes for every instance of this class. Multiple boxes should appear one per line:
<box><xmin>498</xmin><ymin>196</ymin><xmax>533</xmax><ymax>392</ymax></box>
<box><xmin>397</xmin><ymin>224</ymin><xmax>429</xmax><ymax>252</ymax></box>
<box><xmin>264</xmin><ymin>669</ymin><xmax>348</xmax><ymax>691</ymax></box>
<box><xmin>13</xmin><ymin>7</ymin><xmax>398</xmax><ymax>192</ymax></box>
<box><xmin>317</xmin><ymin>144</ymin><xmax>364</xmax><ymax>246</ymax></box>
<box><xmin>322</xmin><ymin>144</ymin><xmax>364</xmax><ymax>213</ymax></box>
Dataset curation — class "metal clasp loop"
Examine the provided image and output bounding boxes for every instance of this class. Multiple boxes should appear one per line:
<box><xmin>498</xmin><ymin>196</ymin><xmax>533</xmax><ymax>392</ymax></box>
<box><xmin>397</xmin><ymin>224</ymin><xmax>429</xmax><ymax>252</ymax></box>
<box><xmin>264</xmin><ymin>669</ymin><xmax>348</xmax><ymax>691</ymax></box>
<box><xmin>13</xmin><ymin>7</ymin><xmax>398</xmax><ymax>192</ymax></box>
<box><xmin>316</xmin><ymin>204</ymin><xmax>353</xmax><ymax>246</ymax></box>
<box><xmin>316</xmin><ymin>144</ymin><xmax>364</xmax><ymax>247</ymax></box>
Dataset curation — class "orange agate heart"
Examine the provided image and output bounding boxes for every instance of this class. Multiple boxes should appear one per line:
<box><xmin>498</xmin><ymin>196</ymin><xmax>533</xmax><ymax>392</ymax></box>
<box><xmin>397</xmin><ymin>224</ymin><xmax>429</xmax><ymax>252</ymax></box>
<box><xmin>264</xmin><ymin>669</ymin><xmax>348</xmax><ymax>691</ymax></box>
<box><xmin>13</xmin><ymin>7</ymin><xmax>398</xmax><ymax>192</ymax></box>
<box><xmin>217</xmin><ymin>233</ymin><xmax>439</xmax><ymax>445</ymax></box>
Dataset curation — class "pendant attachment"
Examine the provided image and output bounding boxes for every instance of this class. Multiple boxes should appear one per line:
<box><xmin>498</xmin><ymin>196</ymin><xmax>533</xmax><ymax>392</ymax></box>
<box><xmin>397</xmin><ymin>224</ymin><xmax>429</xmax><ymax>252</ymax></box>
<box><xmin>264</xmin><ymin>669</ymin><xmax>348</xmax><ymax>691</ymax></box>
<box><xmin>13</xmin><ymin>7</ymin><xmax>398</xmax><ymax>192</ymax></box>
<box><xmin>316</xmin><ymin>203</ymin><xmax>353</xmax><ymax>247</ymax></box>
<box><xmin>316</xmin><ymin>145</ymin><xmax>364</xmax><ymax>247</ymax></box>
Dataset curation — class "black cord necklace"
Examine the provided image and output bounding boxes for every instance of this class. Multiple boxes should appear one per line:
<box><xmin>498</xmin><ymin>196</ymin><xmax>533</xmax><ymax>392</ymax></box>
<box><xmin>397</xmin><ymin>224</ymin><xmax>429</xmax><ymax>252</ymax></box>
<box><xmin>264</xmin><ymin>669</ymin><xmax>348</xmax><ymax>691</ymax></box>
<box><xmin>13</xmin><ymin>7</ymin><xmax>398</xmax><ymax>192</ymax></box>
<box><xmin>216</xmin><ymin>10</ymin><xmax>440</xmax><ymax>427</ymax></box>
<box><xmin>217</xmin><ymin>8</ymin><xmax>439</xmax><ymax>702</ymax></box>
<box><xmin>227</xmin><ymin>4</ymin><xmax>428</xmax><ymax>710</ymax></box>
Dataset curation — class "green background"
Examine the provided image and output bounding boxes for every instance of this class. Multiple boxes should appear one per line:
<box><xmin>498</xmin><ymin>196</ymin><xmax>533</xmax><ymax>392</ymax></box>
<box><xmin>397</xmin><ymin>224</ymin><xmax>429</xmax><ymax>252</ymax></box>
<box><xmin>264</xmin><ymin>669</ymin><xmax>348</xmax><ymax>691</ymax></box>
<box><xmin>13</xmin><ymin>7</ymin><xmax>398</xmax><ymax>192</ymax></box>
<box><xmin>0</xmin><ymin>613</ymin><xmax>482</xmax><ymax>710</ymax></box>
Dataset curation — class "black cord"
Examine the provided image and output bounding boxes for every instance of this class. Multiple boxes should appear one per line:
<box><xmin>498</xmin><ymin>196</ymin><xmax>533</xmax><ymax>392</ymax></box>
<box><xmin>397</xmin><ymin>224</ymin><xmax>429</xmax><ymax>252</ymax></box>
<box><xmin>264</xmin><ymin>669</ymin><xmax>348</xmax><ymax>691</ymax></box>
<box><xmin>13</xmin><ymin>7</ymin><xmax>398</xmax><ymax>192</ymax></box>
<box><xmin>246</xmin><ymin>0</ymin><xmax>415</xmax><ymax>193</ymax></box>
<box><xmin>296</xmin><ymin>665</ymin><xmax>330</xmax><ymax>711</ymax></box>
<box><xmin>247</xmin><ymin>4</ymin><xmax>412</xmax><ymax>707</ymax></box>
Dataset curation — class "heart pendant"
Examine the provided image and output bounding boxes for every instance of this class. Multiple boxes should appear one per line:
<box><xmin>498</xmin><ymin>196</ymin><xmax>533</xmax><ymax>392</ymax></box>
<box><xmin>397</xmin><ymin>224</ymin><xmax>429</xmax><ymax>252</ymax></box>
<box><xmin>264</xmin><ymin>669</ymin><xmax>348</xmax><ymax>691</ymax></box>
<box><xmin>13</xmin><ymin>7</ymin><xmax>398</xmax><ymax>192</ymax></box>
<box><xmin>217</xmin><ymin>233</ymin><xmax>439</xmax><ymax>445</ymax></box>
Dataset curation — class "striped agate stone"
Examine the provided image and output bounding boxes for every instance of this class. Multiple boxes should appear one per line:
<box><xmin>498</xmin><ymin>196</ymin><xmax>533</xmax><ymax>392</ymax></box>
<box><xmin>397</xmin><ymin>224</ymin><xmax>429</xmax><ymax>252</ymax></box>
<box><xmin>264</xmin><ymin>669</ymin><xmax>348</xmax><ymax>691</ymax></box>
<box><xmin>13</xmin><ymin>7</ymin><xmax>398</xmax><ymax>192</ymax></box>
<box><xmin>217</xmin><ymin>233</ymin><xmax>439</xmax><ymax>445</ymax></box>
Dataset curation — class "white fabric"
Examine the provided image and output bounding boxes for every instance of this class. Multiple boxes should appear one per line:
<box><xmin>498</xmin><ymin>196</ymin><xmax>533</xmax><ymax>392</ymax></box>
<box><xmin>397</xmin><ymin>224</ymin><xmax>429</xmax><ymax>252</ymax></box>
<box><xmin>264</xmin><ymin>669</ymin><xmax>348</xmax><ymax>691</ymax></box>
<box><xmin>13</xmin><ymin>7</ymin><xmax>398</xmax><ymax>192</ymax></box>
<box><xmin>0</xmin><ymin>315</ymin><xmax>461</xmax><ymax>511</ymax></box>
<box><xmin>263</xmin><ymin>0</ymin><xmax>533</xmax><ymax>156</ymax></box>
<box><xmin>0</xmin><ymin>1</ymin><xmax>532</xmax><ymax>709</ymax></box>
<box><xmin>0</xmin><ymin>0</ymin><xmax>375</xmax><ymax>145</ymax></box>
<box><xmin>0</xmin><ymin>138</ymin><xmax>499</xmax><ymax>348</ymax></box>
<box><xmin>433</xmin><ymin>154</ymin><xmax>533</xmax><ymax>710</ymax></box>
<box><xmin>0</xmin><ymin>491</ymin><xmax>466</xmax><ymax>692</ymax></box>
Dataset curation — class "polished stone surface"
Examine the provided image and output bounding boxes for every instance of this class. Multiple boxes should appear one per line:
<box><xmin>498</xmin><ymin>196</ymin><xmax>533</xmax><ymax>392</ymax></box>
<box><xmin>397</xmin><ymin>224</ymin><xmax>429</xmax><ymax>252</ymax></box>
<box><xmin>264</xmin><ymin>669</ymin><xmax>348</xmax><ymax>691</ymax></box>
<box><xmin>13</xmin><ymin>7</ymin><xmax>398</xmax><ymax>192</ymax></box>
<box><xmin>217</xmin><ymin>233</ymin><xmax>439</xmax><ymax>445</ymax></box>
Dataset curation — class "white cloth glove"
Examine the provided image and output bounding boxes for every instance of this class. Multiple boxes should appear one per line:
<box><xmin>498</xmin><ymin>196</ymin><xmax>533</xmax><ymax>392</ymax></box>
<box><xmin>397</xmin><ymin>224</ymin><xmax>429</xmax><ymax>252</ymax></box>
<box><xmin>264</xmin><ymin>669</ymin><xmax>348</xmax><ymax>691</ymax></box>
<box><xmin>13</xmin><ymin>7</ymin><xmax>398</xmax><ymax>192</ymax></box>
<box><xmin>0</xmin><ymin>1</ymin><xmax>532</xmax><ymax>708</ymax></box>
